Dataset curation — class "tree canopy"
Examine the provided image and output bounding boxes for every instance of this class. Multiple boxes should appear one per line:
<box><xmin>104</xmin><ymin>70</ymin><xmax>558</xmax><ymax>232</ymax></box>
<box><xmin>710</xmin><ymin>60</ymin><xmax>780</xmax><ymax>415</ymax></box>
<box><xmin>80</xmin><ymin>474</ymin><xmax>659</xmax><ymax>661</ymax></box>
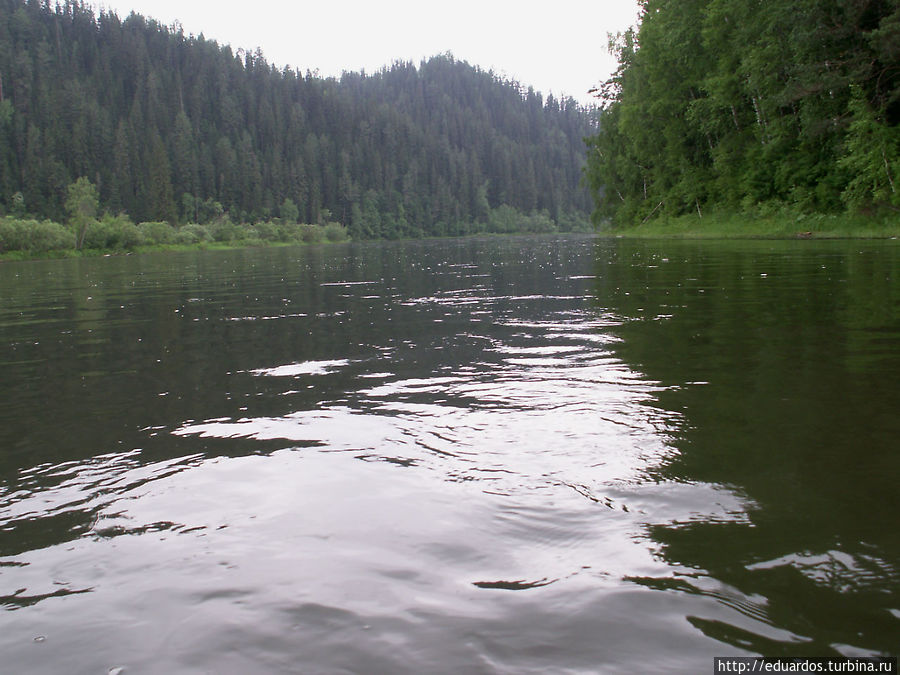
<box><xmin>585</xmin><ymin>0</ymin><xmax>900</xmax><ymax>227</ymax></box>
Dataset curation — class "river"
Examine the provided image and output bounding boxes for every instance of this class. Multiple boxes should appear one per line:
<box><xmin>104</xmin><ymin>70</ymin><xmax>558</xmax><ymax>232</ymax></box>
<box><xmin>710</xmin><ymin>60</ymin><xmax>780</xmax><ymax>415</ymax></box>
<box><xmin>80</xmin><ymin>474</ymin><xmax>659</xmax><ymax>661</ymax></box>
<box><xmin>1</xmin><ymin>235</ymin><xmax>897</xmax><ymax>673</ymax></box>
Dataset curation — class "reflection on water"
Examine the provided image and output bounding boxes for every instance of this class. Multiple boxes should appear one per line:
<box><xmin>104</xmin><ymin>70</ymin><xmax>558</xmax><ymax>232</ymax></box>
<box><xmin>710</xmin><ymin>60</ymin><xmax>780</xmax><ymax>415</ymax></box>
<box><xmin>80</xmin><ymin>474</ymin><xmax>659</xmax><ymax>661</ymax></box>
<box><xmin>0</xmin><ymin>236</ymin><xmax>897</xmax><ymax>672</ymax></box>
<box><xmin>600</xmin><ymin>240</ymin><xmax>900</xmax><ymax>658</ymax></box>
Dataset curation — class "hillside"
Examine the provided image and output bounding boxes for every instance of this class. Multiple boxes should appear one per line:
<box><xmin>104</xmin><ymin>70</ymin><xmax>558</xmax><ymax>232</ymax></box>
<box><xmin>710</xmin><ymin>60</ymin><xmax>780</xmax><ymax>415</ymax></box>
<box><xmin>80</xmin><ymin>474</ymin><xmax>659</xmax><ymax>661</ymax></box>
<box><xmin>0</xmin><ymin>0</ymin><xmax>594</xmax><ymax>239</ymax></box>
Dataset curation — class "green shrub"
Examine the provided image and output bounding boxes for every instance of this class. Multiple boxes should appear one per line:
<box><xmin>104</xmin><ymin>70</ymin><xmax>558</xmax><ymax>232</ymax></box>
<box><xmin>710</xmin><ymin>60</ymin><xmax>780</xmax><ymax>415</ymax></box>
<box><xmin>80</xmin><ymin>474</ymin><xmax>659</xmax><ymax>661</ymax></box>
<box><xmin>253</xmin><ymin>221</ymin><xmax>281</xmax><ymax>241</ymax></box>
<box><xmin>80</xmin><ymin>214</ymin><xmax>140</xmax><ymax>250</ymax></box>
<box><xmin>174</xmin><ymin>223</ymin><xmax>212</xmax><ymax>245</ymax></box>
<box><xmin>557</xmin><ymin>211</ymin><xmax>592</xmax><ymax>232</ymax></box>
<box><xmin>1</xmin><ymin>218</ymin><xmax>77</xmax><ymax>253</ymax></box>
<box><xmin>520</xmin><ymin>210</ymin><xmax>557</xmax><ymax>233</ymax></box>
<box><xmin>299</xmin><ymin>224</ymin><xmax>324</xmax><ymax>243</ymax></box>
<box><xmin>0</xmin><ymin>217</ymin><xmax>27</xmax><ymax>251</ymax></box>
<box><xmin>323</xmin><ymin>221</ymin><xmax>349</xmax><ymax>242</ymax></box>
<box><xmin>30</xmin><ymin>220</ymin><xmax>76</xmax><ymax>252</ymax></box>
<box><xmin>117</xmin><ymin>221</ymin><xmax>143</xmax><ymax>249</ymax></box>
<box><xmin>487</xmin><ymin>204</ymin><xmax>519</xmax><ymax>233</ymax></box>
<box><xmin>82</xmin><ymin>220</ymin><xmax>117</xmax><ymax>249</ymax></box>
<box><xmin>137</xmin><ymin>221</ymin><xmax>176</xmax><ymax>245</ymax></box>
<box><xmin>278</xmin><ymin>222</ymin><xmax>305</xmax><ymax>242</ymax></box>
<box><xmin>208</xmin><ymin>218</ymin><xmax>242</xmax><ymax>242</ymax></box>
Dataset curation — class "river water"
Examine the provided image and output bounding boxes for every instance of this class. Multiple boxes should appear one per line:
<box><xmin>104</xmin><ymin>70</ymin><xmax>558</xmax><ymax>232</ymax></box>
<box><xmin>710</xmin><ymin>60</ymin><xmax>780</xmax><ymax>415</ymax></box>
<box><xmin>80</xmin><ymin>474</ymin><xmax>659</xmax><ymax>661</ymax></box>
<box><xmin>0</xmin><ymin>235</ymin><xmax>897</xmax><ymax>673</ymax></box>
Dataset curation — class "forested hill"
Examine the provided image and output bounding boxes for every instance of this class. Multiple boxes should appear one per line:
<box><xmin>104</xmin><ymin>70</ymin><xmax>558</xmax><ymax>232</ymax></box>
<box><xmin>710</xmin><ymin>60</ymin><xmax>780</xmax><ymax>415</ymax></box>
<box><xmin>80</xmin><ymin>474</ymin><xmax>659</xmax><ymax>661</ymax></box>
<box><xmin>0</xmin><ymin>0</ymin><xmax>594</xmax><ymax>238</ymax></box>
<box><xmin>585</xmin><ymin>0</ymin><xmax>900</xmax><ymax>227</ymax></box>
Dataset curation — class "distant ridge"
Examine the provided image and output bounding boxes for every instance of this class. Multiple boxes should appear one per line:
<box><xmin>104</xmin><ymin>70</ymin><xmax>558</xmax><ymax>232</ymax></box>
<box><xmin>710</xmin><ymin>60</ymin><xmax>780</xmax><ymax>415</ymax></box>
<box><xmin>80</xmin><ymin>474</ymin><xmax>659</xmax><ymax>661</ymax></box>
<box><xmin>0</xmin><ymin>0</ymin><xmax>595</xmax><ymax>236</ymax></box>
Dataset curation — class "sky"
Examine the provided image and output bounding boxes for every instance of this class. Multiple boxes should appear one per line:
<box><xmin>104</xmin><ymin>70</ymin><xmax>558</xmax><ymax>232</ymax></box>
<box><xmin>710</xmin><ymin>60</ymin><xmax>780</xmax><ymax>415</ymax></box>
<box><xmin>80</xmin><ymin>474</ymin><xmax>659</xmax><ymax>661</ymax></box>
<box><xmin>93</xmin><ymin>0</ymin><xmax>641</xmax><ymax>105</ymax></box>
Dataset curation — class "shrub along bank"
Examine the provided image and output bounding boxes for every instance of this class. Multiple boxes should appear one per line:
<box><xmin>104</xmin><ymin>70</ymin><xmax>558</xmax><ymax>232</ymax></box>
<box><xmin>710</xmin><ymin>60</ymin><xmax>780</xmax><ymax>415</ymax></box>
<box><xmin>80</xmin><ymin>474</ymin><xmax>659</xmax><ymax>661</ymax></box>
<box><xmin>0</xmin><ymin>213</ymin><xmax>350</xmax><ymax>259</ymax></box>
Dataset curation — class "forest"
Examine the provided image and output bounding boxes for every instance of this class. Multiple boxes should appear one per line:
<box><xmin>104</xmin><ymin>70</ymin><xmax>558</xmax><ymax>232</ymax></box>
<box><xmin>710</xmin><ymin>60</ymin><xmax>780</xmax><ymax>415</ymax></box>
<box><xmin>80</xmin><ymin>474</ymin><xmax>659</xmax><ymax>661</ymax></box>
<box><xmin>0</xmin><ymin>0</ymin><xmax>595</xmax><ymax>254</ymax></box>
<box><xmin>584</xmin><ymin>0</ymin><xmax>900</xmax><ymax>228</ymax></box>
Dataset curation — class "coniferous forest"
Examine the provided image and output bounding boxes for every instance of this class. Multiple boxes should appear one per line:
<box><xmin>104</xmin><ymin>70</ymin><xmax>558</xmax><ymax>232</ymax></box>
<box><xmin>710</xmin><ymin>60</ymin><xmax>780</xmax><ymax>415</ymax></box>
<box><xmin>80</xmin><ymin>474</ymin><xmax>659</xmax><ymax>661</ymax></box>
<box><xmin>0</xmin><ymin>0</ymin><xmax>594</xmax><ymax>253</ymax></box>
<box><xmin>585</xmin><ymin>0</ymin><xmax>900</xmax><ymax>228</ymax></box>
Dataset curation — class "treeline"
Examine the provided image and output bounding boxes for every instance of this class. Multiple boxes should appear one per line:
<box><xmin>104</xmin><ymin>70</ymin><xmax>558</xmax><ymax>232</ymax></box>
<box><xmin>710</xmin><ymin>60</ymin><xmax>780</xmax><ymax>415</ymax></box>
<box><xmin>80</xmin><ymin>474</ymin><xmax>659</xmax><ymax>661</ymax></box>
<box><xmin>0</xmin><ymin>0</ymin><xmax>594</xmax><ymax>242</ymax></box>
<box><xmin>585</xmin><ymin>0</ymin><xmax>900</xmax><ymax>227</ymax></box>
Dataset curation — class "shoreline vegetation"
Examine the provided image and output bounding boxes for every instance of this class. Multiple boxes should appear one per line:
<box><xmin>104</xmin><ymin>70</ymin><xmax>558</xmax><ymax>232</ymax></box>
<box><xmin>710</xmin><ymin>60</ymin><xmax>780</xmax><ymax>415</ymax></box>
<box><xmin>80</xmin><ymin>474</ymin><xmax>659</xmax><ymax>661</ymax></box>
<box><xmin>584</xmin><ymin>1</ymin><xmax>899</xmax><ymax>236</ymax></box>
<box><xmin>3</xmin><ymin>198</ymin><xmax>896</xmax><ymax>262</ymax></box>
<box><xmin>0</xmin><ymin>2</ymin><xmax>593</xmax><ymax>249</ymax></box>
<box><xmin>3</xmin><ymin>2</ymin><xmax>897</xmax><ymax>258</ymax></box>
<box><xmin>0</xmin><ymin>214</ymin><xmax>591</xmax><ymax>262</ymax></box>
<box><xmin>599</xmin><ymin>209</ymin><xmax>900</xmax><ymax>240</ymax></box>
<box><xmin>0</xmin><ymin>177</ymin><xmax>592</xmax><ymax>261</ymax></box>
<box><xmin>5</xmin><ymin>210</ymin><xmax>896</xmax><ymax>263</ymax></box>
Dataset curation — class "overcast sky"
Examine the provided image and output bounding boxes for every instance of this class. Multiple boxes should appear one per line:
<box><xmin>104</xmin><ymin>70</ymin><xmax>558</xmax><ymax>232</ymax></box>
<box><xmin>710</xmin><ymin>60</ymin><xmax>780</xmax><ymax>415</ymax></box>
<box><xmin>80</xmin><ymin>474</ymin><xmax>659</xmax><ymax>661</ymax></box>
<box><xmin>93</xmin><ymin>0</ymin><xmax>640</xmax><ymax>104</ymax></box>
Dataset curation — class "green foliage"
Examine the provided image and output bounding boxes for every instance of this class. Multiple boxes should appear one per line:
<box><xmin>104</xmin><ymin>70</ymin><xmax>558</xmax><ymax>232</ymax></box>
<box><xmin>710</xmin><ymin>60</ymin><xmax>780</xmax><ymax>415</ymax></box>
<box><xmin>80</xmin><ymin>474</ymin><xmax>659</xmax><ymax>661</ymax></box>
<box><xmin>65</xmin><ymin>177</ymin><xmax>100</xmax><ymax>249</ymax></box>
<box><xmin>196</xmin><ymin>199</ymin><xmax>226</xmax><ymax>226</ymax></box>
<box><xmin>323</xmin><ymin>222</ymin><xmax>349</xmax><ymax>242</ymax></box>
<box><xmin>173</xmin><ymin>224</ymin><xmax>212</xmax><ymax>245</ymax></box>
<box><xmin>82</xmin><ymin>213</ymin><xmax>142</xmax><ymax>250</ymax></box>
<box><xmin>9</xmin><ymin>191</ymin><xmax>25</xmax><ymax>217</ymax></box>
<box><xmin>487</xmin><ymin>204</ymin><xmax>521</xmax><ymax>233</ymax></box>
<box><xmin>280</xmin><ymin>198</ymin><xmax>300</xmax><ymax>224</ymax></box>
<box><xmin>137</xmin><ymin>221</ymin><xmax>176</xmax><ymax>245</ymax></box>
<box><xmin>608</xmin><ymin>207</ymin><xmax>900</xmax><ymax>239</ymax></box>
<box><xmin>0</xmin><ymin>1</ymin><xmax>592</xmax><ymax>238</ymax></box>
<box><xmin>0</xmin><ymin>217</ymin><xmax>76</xmax><ymax>252</ymax></box>
<box><xmin>252</xmin><ymin>221</ymin><xmax>280</xmax><ymax>241</ymax></box>
<box><xmin>839</xmin><ymin>87</ymin><xmax>900</xmax><ymax>210</ymax></box>
<box><xmin>586</xmin><ymin>0</ymin><xmax>900</xmax><ymax>227</ymax></box>
<box><xmin>485</xmin><ymin>205</ymin><xmax>557</xmax><ymax>234</ymax></box>
<box><xmin>517</xmin><ymin>210</ymin><xmax>557</xmax><ymax>233</ymax></box>
<box><xmin>299</xmin><ymin>224</ymin><xmax>324</xmax><ymax>244</ymax></box>
<box><xmin>556</xmin><ymin>211</ymin><xmax>593</xmax><ymax>232</ymax></box>
<box><xmin>208</xmin><ymin>217</ymin><xmax>243</xmax><ymax>243</ymax></box>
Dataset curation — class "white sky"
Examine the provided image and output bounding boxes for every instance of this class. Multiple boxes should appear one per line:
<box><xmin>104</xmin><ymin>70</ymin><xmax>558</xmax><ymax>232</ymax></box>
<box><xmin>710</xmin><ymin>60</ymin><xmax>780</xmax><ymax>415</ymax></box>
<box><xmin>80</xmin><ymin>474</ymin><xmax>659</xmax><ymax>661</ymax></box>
<box><xmin>93</xmin><ymin>0</ymin><xmax>640</xmax><ymax>105</ymax></box>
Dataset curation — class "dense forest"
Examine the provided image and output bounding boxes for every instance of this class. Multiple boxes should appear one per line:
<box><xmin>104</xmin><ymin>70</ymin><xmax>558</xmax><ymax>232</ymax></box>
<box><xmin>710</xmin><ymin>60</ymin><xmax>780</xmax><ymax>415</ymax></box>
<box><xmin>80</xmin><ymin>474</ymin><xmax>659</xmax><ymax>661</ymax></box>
<box><xmin>0</xmin><ymin>0</ymin><xmax>594</xmax><ymax>247</ymax></box>
<box><xmin>585</xmin><ymin>0</ymin><xmax>900</xmax><ymax>227</ymax></box>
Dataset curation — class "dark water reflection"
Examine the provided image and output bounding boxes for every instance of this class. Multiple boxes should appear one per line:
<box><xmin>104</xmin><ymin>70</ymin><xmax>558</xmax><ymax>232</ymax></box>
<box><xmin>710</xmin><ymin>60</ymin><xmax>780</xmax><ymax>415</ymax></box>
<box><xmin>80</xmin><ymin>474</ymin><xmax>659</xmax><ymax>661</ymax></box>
<box><xmin>597</xmin><ymin>240</ymin><xmax>900</xmax><ymax>657</ymax></box>
<box><xmin>0</xmin><ymin>235</ymin><xmax>897</xmax><ymax>673</ymax></box>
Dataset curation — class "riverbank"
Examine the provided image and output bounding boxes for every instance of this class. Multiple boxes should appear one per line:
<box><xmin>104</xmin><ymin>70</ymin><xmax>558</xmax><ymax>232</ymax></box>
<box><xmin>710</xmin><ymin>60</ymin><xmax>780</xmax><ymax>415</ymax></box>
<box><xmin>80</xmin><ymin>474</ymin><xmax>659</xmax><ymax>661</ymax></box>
<box><xmin>602</xmin><ymin>209</ymin><xmax>900</xmax><ymax>239</ymax></box>
<box><xmin>0</xmin><ymin>238</ymin><xmax>329</xmax><ymax>262</ymax></box>
<box><xmin>0</xmin><ymin>217</ymin><xmax>351</xmax><ymax>262</ymax></box>
<box><xmin>0</xmin><ymin>208</ymin><xmax>593</xmax><ymax>262</ymax></box>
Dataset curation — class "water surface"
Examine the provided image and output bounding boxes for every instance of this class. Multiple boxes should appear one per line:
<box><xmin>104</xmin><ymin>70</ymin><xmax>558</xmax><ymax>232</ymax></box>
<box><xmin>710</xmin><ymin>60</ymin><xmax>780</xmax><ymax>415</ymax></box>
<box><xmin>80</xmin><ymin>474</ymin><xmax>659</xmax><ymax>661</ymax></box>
<box><xmin>0</xmin><ymin>235</ymin><xmax>897</xmax><ymax>673</ymax></box>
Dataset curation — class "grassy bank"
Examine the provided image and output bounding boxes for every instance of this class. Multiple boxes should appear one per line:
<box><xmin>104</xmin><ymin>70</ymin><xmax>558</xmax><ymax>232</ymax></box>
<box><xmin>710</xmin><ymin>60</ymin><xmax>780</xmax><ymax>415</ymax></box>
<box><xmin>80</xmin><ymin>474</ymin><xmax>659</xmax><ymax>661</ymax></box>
<box><xmin>1</xmin><ymin>206</ymin><xmax>593</xmax><ymax>262</ymax></box>
<box><xmin>601</xmin><ymin>209</ymin><xmax>900</xmax><ymax>239</ymax></box>
<box><xmin>0</xmin><ymin>215</ymin><xmax>351</xmax><ymax>262</ymax></box>
<box><xmin>0</xmin><ymin>240</ymin><xmax>341</xmax><ymax>262</ymax></box>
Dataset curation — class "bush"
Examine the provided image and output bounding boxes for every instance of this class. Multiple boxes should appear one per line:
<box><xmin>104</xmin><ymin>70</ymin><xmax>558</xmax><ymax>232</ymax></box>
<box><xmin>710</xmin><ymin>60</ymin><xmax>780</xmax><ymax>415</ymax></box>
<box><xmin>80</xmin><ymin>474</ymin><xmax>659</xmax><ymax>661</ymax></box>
<box><xmin>277</xmin><ymin>222</ymin><xmax>305</xmax><ymax>242</ymax></box>
<box><xmin>323</xmin><ymin>221</ymin><xmax>349</xmax><ymax>242</ymax></box>
<box><xmin>487</xmin><ymin>204</ymin><xmax>520</xmax><ymax>233</ymax></box>
<box><xmin>137</xmin><ymin>221</ymin><xmax>176</xmax><ymax>245</ymax></box>
<box><xmin>299</xmin><ymin>224</ymin><xmax>324</xmax><ymax>243</ymax></box>
<box><xmin>0</xmin><ymin>217</ymin><xmax>27</xmax><ymax>251</ymax></box>
<box><xmin>82</xmin><ymin>220</ymin><xmax>117</xmax><ymax>249</ymax></box>
<box><xmin>519</xmin><ymin>210</ymin><xmax>557</xmax><ymax>233</ymax></box>
<box><xmin>208</xmin><ymin>217</ymin><xmax>243</xmax><ymax>242</ymax></box>
<box><xmin>29</xmin><ymin>220</ymin><xmax>76</xmax><ymax>252</ymax></box>
<box><xmin>253</xmin><ymin>221</ymin><xmax>281</xmax><ymax>241</ymax></box>
<box><xmin>0</xmin><ymin>218</ymin><xmax>77</xmax><ymax>253</ymax></box>
<box><xmin>81</xmin><ymin>214</ymin><xmax>141</xmax><ymax>250</ymax></box>
<box><xmin>557</xmin><ymin>211</ymin><xmax>593</xmax><ymax>232</ymax></box>
<box><xmin>174</xmin><ymin>223</ymin><xmax>212</xmax><ymax>245</ymax></box>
